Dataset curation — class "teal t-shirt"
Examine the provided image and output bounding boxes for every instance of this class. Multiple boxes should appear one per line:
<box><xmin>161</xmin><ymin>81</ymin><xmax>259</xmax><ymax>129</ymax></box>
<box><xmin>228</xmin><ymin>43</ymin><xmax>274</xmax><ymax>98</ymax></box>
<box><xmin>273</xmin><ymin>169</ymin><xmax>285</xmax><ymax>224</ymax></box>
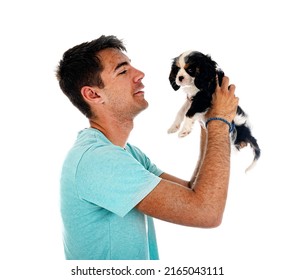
<box><xmin>60</xmin><ymin>128</ymin><xmax>163</xmax><ymax>260</ymax></box>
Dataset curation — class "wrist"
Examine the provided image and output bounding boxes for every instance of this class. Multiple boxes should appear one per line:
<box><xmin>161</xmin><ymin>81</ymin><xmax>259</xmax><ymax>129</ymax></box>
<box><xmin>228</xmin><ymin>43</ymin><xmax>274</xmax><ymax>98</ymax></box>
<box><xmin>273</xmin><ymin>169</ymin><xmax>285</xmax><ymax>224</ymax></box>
<box><xmin>206</xmin><ymin>117</ymin><xmax>235</xmax><ymax>133</ymax></box>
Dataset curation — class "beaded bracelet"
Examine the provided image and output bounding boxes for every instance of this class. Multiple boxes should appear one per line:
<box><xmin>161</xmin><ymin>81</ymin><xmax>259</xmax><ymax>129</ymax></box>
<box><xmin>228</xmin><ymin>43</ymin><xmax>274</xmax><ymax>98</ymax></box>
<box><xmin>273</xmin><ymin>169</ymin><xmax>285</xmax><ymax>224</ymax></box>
<box><xmin>205</xmin><ymin>117</ymin><xmax>235</xmax><ymax>133</ymax></box>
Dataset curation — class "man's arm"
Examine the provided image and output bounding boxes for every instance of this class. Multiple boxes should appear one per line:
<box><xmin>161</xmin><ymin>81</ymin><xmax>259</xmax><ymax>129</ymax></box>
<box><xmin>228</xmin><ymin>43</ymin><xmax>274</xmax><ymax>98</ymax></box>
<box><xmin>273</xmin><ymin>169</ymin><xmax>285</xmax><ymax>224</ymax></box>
<box><xmin>136</xmin><ymin>77</ymin><xmax>238</xmax><ymax>228</ymax></box>
<box><xmin>189</xmin><ymin>126</ymin><xmax>207</xmax><ymax>188</ymax></box>
<box><xmin>160</xmin><ymin>126</ymin><xmax>206</xmax><ymax>189</ymax></box>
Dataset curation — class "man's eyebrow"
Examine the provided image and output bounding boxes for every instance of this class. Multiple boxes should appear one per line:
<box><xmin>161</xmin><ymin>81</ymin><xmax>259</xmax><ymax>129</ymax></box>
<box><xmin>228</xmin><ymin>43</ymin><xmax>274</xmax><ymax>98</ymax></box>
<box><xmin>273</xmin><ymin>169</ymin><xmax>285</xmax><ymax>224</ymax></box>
<box><xmin>114</xmin><ymin>61</ymin><xmax>130</xmax><ymax>72</ymax></box>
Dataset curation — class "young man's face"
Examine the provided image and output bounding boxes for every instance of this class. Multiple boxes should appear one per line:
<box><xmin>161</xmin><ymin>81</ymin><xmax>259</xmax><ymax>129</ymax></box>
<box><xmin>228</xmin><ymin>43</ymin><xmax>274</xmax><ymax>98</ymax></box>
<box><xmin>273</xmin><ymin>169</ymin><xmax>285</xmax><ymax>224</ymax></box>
<box><xmin>97</xmin><ymin>48</ymin><xmax>148</xmax><ymax>120</ymax></box>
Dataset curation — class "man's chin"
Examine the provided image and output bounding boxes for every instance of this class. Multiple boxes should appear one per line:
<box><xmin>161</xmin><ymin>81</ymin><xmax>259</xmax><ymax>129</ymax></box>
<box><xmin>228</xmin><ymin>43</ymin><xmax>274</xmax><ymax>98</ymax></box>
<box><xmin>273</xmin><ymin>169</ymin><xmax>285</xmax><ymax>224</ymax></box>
<box><xmin>134</xmin><ymin>100</ymin><xmax>149</xmax><ymax>117</ymax></box>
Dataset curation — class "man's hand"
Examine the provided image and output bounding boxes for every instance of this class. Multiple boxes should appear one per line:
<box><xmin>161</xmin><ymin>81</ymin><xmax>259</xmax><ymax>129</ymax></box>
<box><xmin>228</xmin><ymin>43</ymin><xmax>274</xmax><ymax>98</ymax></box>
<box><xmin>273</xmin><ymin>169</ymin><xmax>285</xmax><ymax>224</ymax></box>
<box><xmin>206</xmin><ymin>76</ymin><xmax>239</xmax><ymax>122</ymax></box>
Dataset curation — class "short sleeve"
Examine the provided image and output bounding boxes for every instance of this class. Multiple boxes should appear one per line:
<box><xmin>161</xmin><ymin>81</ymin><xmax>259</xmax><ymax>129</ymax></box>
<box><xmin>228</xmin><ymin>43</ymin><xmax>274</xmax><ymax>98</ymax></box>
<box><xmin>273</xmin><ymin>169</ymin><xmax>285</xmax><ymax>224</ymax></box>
<box><xmin>75</xmin><ymin>145</ymin><xmax>162</xmax><ymax>217</ymax></box>
<box><xmin>125</xmin><ymin>143</ymin><xmax>163</xmax><ymax>176</ymax></box>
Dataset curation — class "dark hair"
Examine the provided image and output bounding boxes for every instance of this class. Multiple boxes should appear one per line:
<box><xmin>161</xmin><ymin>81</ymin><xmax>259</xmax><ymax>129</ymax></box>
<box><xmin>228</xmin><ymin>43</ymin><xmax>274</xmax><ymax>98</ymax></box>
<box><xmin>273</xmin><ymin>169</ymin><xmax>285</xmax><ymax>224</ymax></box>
<box><xmin>56</xmin><ymin>35</ymin><xmax>126</xmax><ymax>118</ymax></box>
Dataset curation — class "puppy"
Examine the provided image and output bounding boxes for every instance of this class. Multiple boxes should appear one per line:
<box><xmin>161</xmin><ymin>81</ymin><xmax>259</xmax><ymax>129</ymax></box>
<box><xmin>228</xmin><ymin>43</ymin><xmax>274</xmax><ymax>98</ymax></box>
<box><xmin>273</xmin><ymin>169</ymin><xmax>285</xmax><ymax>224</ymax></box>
<box><xmin>168</xmin><ymin>50</ymin><xmax>260</xmax><ymax>172</ymax></box>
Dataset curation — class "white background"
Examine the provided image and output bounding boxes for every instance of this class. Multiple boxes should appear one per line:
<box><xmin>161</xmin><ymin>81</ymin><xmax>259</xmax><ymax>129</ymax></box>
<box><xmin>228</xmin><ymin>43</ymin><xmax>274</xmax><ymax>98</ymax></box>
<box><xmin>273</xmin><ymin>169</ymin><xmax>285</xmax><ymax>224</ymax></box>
<box><xmin>1</xmin><ymin>0</ymin><xmax>293</xmax><ymax>279</ymax></box>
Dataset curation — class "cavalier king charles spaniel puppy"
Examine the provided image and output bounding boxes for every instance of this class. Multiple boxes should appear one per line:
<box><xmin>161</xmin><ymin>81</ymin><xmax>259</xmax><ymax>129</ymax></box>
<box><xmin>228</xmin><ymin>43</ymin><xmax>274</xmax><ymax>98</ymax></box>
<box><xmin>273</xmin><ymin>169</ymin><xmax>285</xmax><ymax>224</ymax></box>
<box><xmin>168</xmin><ymin>50</ymin><xmax>260</xmax><ymax>172</ymax></box>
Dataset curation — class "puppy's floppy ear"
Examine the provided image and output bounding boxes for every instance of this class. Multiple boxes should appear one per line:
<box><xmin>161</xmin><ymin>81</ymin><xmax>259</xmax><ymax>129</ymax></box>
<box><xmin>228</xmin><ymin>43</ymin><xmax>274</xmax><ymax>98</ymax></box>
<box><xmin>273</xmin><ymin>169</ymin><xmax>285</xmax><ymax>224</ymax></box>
<box><xmin>204</xmin><ymin>54</ymin><xmax>218</xmax><ymax>77</ymax></box>
<box><xmin>194</xmin><ymin>54</ymin><xmax>217</xmax><ymax>90</ymax></box>
<box><xmin>169</xmin><ymin>60</ymin><xmax>180</xmax><ymax>91</ymax></box>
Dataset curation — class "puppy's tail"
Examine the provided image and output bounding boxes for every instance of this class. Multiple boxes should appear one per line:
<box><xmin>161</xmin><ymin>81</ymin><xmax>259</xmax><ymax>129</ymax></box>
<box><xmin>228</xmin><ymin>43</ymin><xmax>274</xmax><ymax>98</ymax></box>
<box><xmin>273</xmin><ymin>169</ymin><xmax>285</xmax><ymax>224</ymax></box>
<box><xmin>245</xmin><ymin>136</ymin><xmax>261</xmax><ymax>173</ymax></box>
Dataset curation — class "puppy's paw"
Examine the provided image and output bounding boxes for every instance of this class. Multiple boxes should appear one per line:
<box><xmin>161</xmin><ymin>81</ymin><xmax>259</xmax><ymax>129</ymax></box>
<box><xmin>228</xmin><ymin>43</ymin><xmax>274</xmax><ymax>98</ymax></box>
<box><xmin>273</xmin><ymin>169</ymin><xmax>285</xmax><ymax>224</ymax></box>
<box><xmin>178</xmin><ymin>128</ymin><xmax>191</xmax><ymax>137</ymax></box>
<box><xmin>235</xmin><ymin>141</ymin><xmax>248</xmax><ymax>150</ymax></box>
<box><xmin>167</xmin><ymin>124</ymin><xmax>180</xmax><ymax>134</ymax></box>
<box><xmin>178</xmin><ymin>117</ymin><xmax>194</xmax><ymax>137</ymax></box>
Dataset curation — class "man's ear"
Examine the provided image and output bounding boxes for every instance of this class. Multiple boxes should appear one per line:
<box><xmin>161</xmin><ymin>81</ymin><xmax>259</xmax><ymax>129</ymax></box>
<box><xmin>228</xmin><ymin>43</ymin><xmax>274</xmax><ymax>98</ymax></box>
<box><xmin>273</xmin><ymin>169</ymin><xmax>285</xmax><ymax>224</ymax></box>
<box><xmin>81</xmin><ymin>86</ymin><xmax>105</xmax><ymax>104</ymax></box>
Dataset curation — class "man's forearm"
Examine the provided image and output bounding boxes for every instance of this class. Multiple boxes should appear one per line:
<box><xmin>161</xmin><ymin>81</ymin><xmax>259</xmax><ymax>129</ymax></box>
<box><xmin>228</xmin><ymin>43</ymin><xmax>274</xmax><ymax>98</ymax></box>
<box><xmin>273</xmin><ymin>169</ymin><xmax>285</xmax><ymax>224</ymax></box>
<box><xmin>192</xmin><ymin>120</ymin><xmax>231</xmax><ymax>224</ymax></box>
<box><xmin>189</xmin><ymin>126</ymin><xmax>207</xmax><ymax>188</ymax></box>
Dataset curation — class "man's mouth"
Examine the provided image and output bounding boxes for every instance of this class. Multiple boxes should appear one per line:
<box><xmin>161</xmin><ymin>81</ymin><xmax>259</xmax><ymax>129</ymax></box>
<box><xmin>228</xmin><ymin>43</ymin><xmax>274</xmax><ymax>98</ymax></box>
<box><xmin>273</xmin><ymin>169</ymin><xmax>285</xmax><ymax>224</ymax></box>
<box><xmin>134</xmin><ymin>85</ymin><xmax>145</xmax><ymax>96</ymax></box>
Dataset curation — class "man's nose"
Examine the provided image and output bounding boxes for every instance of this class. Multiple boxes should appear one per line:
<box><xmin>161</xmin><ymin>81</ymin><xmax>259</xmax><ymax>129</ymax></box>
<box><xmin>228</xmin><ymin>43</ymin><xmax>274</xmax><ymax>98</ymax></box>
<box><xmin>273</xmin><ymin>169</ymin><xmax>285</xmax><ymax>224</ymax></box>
<box><xmin>133</xmin><ymin>67</ymin><xmax>145</xmax><ymax>82</ymax></box>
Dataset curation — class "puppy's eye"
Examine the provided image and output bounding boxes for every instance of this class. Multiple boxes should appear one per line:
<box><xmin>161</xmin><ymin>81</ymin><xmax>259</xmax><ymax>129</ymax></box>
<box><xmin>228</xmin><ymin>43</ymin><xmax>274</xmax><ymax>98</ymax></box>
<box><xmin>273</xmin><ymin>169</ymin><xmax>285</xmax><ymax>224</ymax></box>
<box><xmin>186</xmin><ymin>68</ymin><xmax>194</xmax><ymax>74</ymax></box>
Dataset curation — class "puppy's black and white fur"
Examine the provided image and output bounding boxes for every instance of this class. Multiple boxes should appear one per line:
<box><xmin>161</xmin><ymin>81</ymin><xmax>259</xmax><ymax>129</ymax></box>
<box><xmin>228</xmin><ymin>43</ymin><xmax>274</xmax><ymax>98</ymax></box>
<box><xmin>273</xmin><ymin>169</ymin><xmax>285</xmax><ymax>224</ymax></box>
<box><xmin>168</xmin><ymin>50</ymin><xmax>260</xmax><ymax>172</ymax></box>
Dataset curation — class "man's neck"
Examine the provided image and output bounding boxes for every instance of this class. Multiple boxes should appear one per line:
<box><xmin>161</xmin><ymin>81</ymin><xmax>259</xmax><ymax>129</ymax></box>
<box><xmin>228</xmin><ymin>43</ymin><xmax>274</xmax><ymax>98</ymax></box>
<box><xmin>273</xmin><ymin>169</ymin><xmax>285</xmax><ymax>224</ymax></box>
<box><xmin>89</xmin><ymin>116</ymin><xmax>133</xmax><ymax>148</ymax></box>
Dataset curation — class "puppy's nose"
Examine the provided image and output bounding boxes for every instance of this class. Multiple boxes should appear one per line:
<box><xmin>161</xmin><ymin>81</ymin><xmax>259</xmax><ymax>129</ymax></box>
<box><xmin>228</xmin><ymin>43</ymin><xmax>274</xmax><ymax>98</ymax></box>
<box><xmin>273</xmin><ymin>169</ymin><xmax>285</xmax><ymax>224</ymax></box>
<box><xmin>179</xmin><ymin>76</ymin><xmax>184</xmax><ymax>82</ymax></box>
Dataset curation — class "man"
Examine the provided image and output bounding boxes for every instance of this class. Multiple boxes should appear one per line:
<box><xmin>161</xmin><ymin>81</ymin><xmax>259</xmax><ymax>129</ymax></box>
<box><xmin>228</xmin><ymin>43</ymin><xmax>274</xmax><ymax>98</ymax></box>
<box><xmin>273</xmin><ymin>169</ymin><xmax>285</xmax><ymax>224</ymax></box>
<box><xmin>56</xmin><ymin>35</ymin><xmax>239</xmax><ymax>260</ymax></box>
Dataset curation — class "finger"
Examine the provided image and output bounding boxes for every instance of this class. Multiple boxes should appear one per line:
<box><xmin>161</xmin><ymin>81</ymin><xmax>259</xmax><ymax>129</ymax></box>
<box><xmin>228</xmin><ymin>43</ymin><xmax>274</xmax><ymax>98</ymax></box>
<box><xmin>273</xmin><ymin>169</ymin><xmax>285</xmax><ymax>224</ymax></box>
<box><xmin>221</xmin><ymin>76</ymin><xmax>229</xmax><ymax>88</ymax></box>
<box><xmin>215</xmin><ymin>75</ymin><xmax>220</xmax><ymax>88</ymax></box>
<box><xmin>228</xmin><ymin>84</ymin><xmax>236</xmax><ymax>94</ymax></box>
